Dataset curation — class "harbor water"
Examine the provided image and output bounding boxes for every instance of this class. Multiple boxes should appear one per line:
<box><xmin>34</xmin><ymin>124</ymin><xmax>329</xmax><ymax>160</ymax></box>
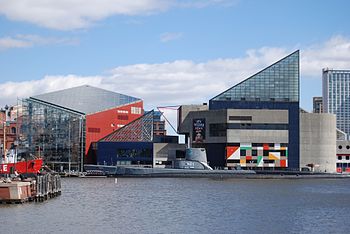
<box><xmin>1</xmin><ymin>177</ymin><xmax>350</xmax><ymax>234</ymax></box>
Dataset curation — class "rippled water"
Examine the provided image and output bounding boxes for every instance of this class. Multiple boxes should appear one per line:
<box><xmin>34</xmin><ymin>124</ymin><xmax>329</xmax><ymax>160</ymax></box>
<box><xmin>1</xmin><ymin>177</ymin><xmax>350</xmax><ymax>234</ymax></box>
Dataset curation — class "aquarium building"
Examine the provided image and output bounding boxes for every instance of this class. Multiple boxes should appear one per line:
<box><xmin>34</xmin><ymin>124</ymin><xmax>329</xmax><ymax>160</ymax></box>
<box><xmin>20</xmin><ymin>85</ymin><xmax>143</xmax><ymax>171</ymax></box>
<box><xmin>178</xmin><ymin>51</ymin><xmax>336</xmax><ymax>172</ymax></box>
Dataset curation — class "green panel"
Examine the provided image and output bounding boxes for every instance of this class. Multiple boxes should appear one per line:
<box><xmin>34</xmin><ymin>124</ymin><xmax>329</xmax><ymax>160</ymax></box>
<box><xmin>240</xmin><ymin>147</ymin><xmax>252</xmax><ymax>150</ymax></box>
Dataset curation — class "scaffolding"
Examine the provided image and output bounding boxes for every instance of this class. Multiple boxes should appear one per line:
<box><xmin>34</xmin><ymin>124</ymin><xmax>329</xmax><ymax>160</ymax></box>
<box><xmin>20</xmin><ymin>98</ymin><xmax>86</xmax><ymax>172</ymax></box>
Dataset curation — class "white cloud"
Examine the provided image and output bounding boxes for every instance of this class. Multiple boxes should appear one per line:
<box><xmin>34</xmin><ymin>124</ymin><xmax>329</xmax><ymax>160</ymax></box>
<box><xmin>0</xmin><ymin>37</ymin><xmax>32</xmax><ymax>49</ymax></box>
<box><xmin>160</xmin><ymin>32</ymin><xmax>183</xmax><ymax>42</ymax></box>
<box><xmin>1</xmin><ymin>35</ymin><xmax>350</xmax><ymax>111</ymax></box>
<box><xmin>301</xmin><ymin>35</ymin><xmax>350</xmax><ymax>77</ymax></box>
<box><xmin>0</xmin><ymin>34</ymin><xmax>79</xmax><ymax>50</ymax></box>
<box><xmin>0</xmin><ymin>0</ymin><xmax>236</xmax><ymax>30</ymax></box>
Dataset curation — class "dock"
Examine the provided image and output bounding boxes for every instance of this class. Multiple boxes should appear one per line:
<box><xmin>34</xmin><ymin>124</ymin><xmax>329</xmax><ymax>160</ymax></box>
<box><xmin>0</xmin><ymin>173</ymin><xmax>61</xmax><ymax>204</ymax></box>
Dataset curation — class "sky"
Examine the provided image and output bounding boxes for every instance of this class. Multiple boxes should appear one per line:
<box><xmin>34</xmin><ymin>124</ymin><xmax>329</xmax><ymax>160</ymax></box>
<box><xmin>1</xmin><ymin>0</ymin><xmax>350</xmax><ymax>126</ymax></box>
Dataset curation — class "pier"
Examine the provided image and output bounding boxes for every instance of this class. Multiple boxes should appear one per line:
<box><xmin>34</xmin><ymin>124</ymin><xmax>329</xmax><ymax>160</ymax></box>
<box><xmin>0</xmin><ymin>173</ymin><xmax>61</xmax><ymax>204</ymax></box>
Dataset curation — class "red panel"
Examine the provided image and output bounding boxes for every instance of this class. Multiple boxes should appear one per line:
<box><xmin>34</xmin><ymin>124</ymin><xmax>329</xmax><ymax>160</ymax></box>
<box><xmin>226</xmin><ymin>146</ymin><xmax>239</xmax><ymax>159</ymax></box>
<box><xmin>85</xmin><ymin>101</ymin><xmax>143</xmax><ymax>155</ymax></box>
<box><xmin>337</xmin><ymin>168</ymin><xmax>342</xmax><ymax>173</ymax></box>
<box><xmin>346</xmin><ymin>168</ymin><xmax>350</xmax><ymax>173</ymax></box>
<box><xmin>246</xmin><ymin>156</ymin><xmax>252</xmax><ymax>160</ymax></box>
<box><xmin>263</xmin><ymin>144</ymin><xmax>269</xmax><ymax>150</ymax></box>
<box><xmin>280</xmin><ymin>159</ymin><xmax>286</xmax><ymax>168</ymax></box>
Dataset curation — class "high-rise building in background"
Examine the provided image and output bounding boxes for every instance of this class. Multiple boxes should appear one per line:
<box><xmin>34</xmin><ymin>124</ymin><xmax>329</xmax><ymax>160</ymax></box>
<box><xmin>313</xmin><ymin>97</ymin><xmax>323</xmax><ymax>113</ymax></box>
<box><xmin>323</xmin><ymin>69</ymin><xmax>350</xmax><ymax>139</ymax></box>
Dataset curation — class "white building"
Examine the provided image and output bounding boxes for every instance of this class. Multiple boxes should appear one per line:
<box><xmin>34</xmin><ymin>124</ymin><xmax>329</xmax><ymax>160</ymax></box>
<box><xmin>323</xmin><ymin>69</ymin><xmax>350</xmax><ymax>139</ymax></box>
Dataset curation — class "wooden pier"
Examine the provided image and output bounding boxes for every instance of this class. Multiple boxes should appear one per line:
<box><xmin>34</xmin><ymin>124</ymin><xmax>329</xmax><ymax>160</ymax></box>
<box><xmin>0</xmin><ymin>173</ymin><xmax>61</xmax><ymax>204</ymax></box>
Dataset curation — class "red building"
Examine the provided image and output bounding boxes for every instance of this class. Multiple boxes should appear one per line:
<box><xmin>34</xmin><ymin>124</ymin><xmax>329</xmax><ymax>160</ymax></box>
<box><xmin>21</xmin><ymin>85</ymin><xmax>143</xmax><ymax>171</ymax></box>
<box><xmin>0</xmin><ymin>106</ymin><xmax>19</xmax><ymax>156</ymax></box>
<box><xmin>85</xmin><ymin>101</ymin><xmax>143</xmax><ymax>154</ymax></box>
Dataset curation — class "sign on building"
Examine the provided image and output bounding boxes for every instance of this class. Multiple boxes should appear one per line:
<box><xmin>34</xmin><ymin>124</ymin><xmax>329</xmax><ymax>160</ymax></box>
<box><xmin>193</xmin><ymin>119</ymin><xmax>205</xmax><ymax>143</ymax></box>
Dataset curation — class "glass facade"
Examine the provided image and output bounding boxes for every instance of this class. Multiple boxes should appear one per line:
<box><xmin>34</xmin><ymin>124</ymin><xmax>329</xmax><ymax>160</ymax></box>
<box><xmin>32</xmin><ymin>85</ymin><xmax>141</xmax><ymax>115</ymax></box>
<box><xmin>323</xmin><ymin>69</ymin><xmax>350</xmax><ymax>138</ymax></box>
<box><xmin>20</xmin><ymin>98</ymin><xmax>85</xmax><ymax>172</ymax></box>
<box><xmin>212</xmin><ymin>51</ymin><xmax>299</xmax><ymax>102</ymax></box>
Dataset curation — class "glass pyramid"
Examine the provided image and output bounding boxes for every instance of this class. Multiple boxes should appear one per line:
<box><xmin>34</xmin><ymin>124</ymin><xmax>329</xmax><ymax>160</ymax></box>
<box><xmin>211</xmin><ymin>50</ymin><xmax>299</xmax><ymax>102</ymax></box>
<box><xmin>100</xmin><ymin>111</ymin><xmax>154</xmax><ymax>142</ymax></box>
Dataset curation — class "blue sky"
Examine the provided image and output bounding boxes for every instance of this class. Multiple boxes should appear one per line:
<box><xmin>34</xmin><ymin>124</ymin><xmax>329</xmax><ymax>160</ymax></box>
<box><xmin>0</xmin><ymin>0</ymin><xmax>350</xmax><ymax>114</ymax></box>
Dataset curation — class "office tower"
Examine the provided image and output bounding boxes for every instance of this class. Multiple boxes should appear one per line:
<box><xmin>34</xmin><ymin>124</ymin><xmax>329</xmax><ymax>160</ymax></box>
<box><xmin>323</xmin><ymin>69</ymin><xmax>350</xmax><ymax>138</ymax></box>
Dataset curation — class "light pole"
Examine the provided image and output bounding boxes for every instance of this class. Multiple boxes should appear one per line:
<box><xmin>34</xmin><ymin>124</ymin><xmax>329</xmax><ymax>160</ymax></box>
<box><xmin>68</xmin><ymin>120</ymin><xmax>71</xmax><ymax>176</ymax></box>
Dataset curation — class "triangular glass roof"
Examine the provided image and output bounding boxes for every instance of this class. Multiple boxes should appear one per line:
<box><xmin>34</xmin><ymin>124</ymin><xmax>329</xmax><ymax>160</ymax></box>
<box><xmin>100</xmin><ymin>110</ymin><xmax>154</xmax><ymax>142</ymax></box>
<box><xmin>31</xmin><ymin>85</ymin><xmax>141</xmax><ymax>114</ymax></box>
<box><xmin>211</xmin><ymin>50</ymin><xmax>299</xmax><ymax>102</ymax></box>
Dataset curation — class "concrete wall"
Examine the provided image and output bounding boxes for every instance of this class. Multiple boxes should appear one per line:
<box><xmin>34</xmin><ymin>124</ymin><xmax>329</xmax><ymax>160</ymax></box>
<box><xmin>226</xmin><ymin>109</ymin><xmax>289</xmax><ymax>143</ymax></box>
<box><xmin>226</xmin><ymin>109</ymin><xmax>288</xmax><ymax>124</ymax></box>
<box><xmin>153</xmin><ymin>143</ymin><xmax>186</xmax><ymax>168</ymax></box>
<box><xmin>227</xmin><ymin>129</ymin><xmax>289</xmax><ymax>143</ymax></box>
<box><xmin>179</xmin><ymin>108</ymin><xmax>227</xmax><ymax>144</ymax></box>
<box><xmin>178</xmin><ymin>105</ymin><xmax>209</xmax><ymax>134</ymax></box>
<box><xmin>300</xmin><ymin>113</ymin><xmax>336</xmax><ymax>173</ymax></box>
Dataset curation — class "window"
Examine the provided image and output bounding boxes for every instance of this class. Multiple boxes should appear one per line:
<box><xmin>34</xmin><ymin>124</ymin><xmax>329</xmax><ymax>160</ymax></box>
<box><xmin>338</xmin><ymin>156</ymin><xmax>342</xmax><ymax>160</ymax></box>
<box><xmin>229</xmin><ymin>116</ymin><xmax>252</xmax><ymax>121</ymax></box>
<box><xmin>346</xmin><ymin>156</ymin><xmax>350</xmax><ymax>160</ymax></box>
<box><xmin>88</xmin><ymin>128</ymin><xmax>100</xmax><ymax>133</ymax></box>
<box><xmin>117</xmin><ymin>115</ymin><xmax>129</xmax><ymax>120</ymax></box>
<box><xmin>209</xmin><ymin>123</ymin><xmax>227</xmax><ymax>137</ymax></box>
<box><xmin>339</xmin><ymin>145</ymin><xmax>343</xmax><ymax>149</ymax></box>
<box><xmin>117</xmin><ymin>110</ymin><xmax>129</xmax><ymax>114</ymax></box>
<box><xmin>240</xmin><ymin>150</ymin><xmax>246</xmax><ymax>156</ymax></box>
<box><xmin>131</xmin><ymin>107</ymin><xmax>142</xmax><ymax>114</ymax></box>
<box><xmin>252</xmin><ymin>150</ymin><xmax>257</xmax><ymax>156</ymax></box>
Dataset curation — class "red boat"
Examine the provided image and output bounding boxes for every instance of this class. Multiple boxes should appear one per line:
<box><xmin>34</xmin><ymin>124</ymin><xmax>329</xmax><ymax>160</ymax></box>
<box><xmin>0</xmin><ymin>159</ymin><xmax>43</xmax><ymax>174</ymax></box>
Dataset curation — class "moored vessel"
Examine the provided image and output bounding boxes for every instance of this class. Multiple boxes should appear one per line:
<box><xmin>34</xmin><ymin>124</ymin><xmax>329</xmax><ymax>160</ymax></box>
<box><xmin>0</xmin><ymin>149</ymin><xmax>43</xmax><ymax>174</ymax></box>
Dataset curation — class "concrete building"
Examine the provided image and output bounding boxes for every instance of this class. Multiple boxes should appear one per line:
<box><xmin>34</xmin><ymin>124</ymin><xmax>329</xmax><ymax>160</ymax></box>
<box><xmin>336</xmin><ymin>140</ymin><xmax>350</xmax><ymax>173</ymax></box>
<box><xmin>313</xmin><ymin>97</ymin><xmax>323</xmax><ymax>113</ymax></box>
<box><xmin>300</xmin><ymin>113</ymin><xmax>336</xmax><ymax>173</ymax></box>
<box><xmin>178</xmin><ymin>51</ymin><xmax>337</xmax><ymax>172</ymax></box>
<box><xmin>20</xmin><ymin>85</ymin><xmax>143</xmax><ymax>171</ymax></box>
<box><xmin>323</xmin><ymin>69</ymin><xmax>350</xmax><ymax>138</ymax></box>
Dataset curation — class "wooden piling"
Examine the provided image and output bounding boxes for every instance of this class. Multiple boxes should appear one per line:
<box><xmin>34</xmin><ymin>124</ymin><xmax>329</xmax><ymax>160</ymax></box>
<box><xmin>1</xmin><ymin>173</ymin><xmax>62</xmax><ymax>204</ymax></box>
